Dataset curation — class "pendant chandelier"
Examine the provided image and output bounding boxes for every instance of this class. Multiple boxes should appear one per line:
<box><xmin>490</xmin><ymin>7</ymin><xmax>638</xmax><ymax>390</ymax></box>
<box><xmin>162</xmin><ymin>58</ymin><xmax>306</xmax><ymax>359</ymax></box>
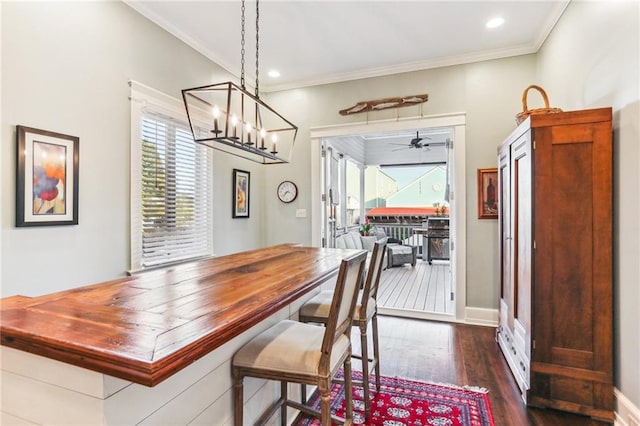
<box><xmin>182</xmin><ymin>0</ymin><xmax>297</xmax><ymax>164</ymax></box>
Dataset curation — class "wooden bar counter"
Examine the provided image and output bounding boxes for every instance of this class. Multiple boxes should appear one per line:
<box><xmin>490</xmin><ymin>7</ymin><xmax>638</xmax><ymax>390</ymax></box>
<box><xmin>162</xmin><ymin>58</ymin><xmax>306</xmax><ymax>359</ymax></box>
<box><xmin>0</xmin><ymin>244</ymin><xmax>361</xmax><ymax>425</ymax></box>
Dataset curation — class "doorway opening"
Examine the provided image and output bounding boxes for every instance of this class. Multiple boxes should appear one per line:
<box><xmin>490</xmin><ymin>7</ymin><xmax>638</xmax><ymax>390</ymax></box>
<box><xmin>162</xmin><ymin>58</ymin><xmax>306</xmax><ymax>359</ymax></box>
<box><xmin>368</xmin><ymin>162</ymin><xmax>453</xmax><ymax>316</ymax></box>
<box><xmin>310</xmin><ymin>113</ymin><xmax>466</xmax><ymax>323</ymax></box>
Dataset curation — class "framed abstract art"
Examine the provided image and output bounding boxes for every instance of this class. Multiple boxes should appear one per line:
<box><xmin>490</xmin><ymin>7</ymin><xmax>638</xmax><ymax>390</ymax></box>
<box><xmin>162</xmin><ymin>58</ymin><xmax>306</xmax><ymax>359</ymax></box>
<box><xmin>232</xmin><ymin>169</ymin><xmax>250</xmax><ymax>218</ymax></box>
<box><xmin>16</xmin><ymin>126</ymin><xmax>79</xmax><ymax>226</ymax></box>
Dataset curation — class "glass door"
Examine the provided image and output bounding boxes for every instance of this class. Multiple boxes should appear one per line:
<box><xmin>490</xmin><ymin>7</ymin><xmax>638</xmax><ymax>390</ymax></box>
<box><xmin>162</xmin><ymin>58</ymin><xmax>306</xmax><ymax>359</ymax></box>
<box><xmin>322</xmin><ymin>144</ymin><xmax>341</xmax><ymax>247</ymax></box>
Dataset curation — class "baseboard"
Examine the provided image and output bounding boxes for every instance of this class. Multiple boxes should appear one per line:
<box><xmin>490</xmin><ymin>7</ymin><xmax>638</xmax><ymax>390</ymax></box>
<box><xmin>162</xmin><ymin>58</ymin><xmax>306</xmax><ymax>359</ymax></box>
<box><xmin>378</xmin><ymin>307</ymin><xmax>456</xmax><ymax>323</ymax></box>
<box><xmin>615</xmin><ymin>388</ymin><xmax>640</xmax><ymax>426</ymax></box>
<box><xmin>378</xmin><ymin>307</ymin><xmax>498</xmax><ymax>327</ymax></box>
<box><xmin>464</xmin><ymin>307</ymin><xmax>498</xmax><ymax>327</ymax></box>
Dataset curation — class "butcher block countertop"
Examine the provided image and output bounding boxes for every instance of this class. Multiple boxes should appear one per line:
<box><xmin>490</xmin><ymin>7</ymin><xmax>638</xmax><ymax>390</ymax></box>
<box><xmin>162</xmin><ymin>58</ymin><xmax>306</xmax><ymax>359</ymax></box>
<box><xmin>0</xmin><ymin>245</ymin><xmax>359</xmax><ymax>386</ymax></box>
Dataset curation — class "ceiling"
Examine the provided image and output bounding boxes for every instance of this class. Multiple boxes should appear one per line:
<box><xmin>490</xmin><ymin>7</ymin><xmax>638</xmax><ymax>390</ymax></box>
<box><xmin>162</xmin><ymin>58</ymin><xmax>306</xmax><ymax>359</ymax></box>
<box><xmin>126</xmin><ymin>1</ymin><xmax>569</xmax><ymax>93</ymax></box>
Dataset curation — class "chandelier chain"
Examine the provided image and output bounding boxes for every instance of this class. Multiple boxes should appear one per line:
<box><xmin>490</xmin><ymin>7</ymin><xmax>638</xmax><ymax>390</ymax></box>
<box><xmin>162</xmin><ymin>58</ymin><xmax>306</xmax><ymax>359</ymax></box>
<box><xmin>240</xmin><ymin>0</ymin><xmax>246</xmax><ymax>89</ymax></box>
<box><xmin>255</xmin><ymin>0</ymin><xmax>260</xmax><ymax>96</ymax></box>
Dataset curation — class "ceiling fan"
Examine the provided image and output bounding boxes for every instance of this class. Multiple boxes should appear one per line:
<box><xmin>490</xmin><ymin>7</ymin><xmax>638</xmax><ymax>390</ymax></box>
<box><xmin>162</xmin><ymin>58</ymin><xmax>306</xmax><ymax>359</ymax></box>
<box><xmin>390</xmin><ymin>131</ymin><xmax>445</xmax><ymax>151</ymax></box>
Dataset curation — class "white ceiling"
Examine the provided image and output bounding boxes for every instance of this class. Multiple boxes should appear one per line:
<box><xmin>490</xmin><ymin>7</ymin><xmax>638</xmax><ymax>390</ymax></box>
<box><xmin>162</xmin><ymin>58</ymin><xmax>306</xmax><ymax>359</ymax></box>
<box><xmin>126</xmin><ymin>0</ymin><xmax>569</xmax><ymax>93</ymax></box>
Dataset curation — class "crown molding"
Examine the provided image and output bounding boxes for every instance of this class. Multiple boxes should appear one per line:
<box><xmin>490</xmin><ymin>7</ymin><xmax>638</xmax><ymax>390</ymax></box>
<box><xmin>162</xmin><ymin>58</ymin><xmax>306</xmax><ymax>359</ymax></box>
<box><xmin>125</xmin><ymin>1</ymin><xmax>239</xmax><ymax>81</ymax></box>
<box><xmin>533</xmin><ymin>1</ymin><xmax>571</xmax><ymax>50</ymax></box>
<box><xmin>126</xmin><ymin>0</ymin><xmax>571</xmax><ymax>94</ymax></box>
<box><xmin>262</xmin><ymin>44</ymin><xmax>539</xmax><ymax>93</ymax></box>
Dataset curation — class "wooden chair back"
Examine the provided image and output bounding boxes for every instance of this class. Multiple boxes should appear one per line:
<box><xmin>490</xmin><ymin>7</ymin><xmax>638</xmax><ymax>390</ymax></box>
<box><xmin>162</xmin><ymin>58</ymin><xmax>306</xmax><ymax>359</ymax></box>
<box><xmin>318</xmin><ymin>250</ymin><xmax>367</xmax><ymax>375</ymax></box>
<box><xmin>359</xmin><ymin>239</ymin><xmax>387</xmax><ymax>318</ymax></box>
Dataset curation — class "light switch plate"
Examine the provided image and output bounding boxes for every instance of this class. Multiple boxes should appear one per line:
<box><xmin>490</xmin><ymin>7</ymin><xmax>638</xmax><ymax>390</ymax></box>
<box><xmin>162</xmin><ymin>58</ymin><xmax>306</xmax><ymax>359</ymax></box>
<box><xmin>295</xmin><ymin>209</ymin><xmax>307</xmax><ymax>218</ymax></box>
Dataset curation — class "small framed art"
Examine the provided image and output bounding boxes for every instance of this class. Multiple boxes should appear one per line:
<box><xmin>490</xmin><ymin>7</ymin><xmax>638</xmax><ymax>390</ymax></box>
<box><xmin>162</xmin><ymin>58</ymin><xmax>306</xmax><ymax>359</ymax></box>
<box><xmin>477</xmin><ymin>167</ymin><xmax>498</xmax><ymax>219</ymax></box>
<box><xmin>16</xmin><ymin>126</ymin><xmax>79</xmax><ymax>226</ymax></box>
<box><xmin>232</xmin><ymin>169</ymin><xmax>250</xmax><ymax>218</ymax></box>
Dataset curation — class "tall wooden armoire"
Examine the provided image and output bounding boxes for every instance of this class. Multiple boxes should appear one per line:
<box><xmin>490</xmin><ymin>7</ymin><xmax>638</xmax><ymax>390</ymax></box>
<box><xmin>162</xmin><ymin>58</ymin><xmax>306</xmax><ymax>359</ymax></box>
<box><xmin>497</xmin><ymin>108</ymin><xmax>613</xmax><ymax>422</ymax></box>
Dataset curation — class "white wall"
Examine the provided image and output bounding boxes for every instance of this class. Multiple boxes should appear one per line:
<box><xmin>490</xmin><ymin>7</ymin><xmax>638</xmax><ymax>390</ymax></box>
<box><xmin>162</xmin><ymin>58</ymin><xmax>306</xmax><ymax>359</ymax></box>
<box><xmin>264</xmin><ymin>56</ymin><xmax>537</xmax><ymax>309</ymax></box>
<box><xmin>536</xmin><ymin>0</ymin><xmax>640</xmax><ymax>410</ymax></box>
<box><xmin>0</xmin><ymin>2</ymin><xmax>265</xmax><ymax>297</ymax></box>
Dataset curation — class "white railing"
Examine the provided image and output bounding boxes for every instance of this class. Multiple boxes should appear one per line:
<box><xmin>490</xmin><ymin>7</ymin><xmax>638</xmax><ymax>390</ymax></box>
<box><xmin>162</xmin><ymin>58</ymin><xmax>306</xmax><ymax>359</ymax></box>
<box><xmin>336</xmin><ymin>222</ymin><xmax>433</xmax><ymax>258</ymax></box>
<box><xmin>370</xmin><ymin>222</ymin><xmax>425</xmax><ymax>255</ymax></box>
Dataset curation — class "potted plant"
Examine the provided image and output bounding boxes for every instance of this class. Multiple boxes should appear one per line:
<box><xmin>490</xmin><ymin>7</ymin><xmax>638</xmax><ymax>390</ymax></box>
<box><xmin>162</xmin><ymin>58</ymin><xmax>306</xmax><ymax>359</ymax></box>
<box><xmin>360</xmin><ymin>218</ymin><xmax>372</xmax><ymax>236</ymax></box>
<box><xmin>433</xmin><ymin>202</ymin><xmax>449</xmax><ymax>217</ymax></box>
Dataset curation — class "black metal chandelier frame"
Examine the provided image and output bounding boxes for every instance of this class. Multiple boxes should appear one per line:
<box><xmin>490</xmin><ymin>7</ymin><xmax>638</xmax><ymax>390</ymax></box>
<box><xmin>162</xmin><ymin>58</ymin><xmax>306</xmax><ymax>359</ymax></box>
<box><xmin>182</xmin><ymin>0</ymin><xmax>297</xmax><ymax>164</ymax></box>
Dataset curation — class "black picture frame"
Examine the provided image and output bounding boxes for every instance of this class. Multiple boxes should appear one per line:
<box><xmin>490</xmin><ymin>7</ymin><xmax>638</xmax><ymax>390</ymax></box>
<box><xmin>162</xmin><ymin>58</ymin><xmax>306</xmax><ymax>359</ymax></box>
<box><xmin>232</xmin><ymin>169</ymin><xmax>250</xmax><ymax>218</ymax></box>
<box><xmin>16</xmin><ymin>126</ymin><xmax>79</xmax><ymax>227</ymax></box>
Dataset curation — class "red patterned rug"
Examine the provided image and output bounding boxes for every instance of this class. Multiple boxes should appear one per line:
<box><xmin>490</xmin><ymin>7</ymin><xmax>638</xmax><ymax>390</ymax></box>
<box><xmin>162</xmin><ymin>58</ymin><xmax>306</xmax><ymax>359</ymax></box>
<box><xmin>295</xmin><ymin>370</ymin><xmax>495</xmax><ymax>425</ymax></box>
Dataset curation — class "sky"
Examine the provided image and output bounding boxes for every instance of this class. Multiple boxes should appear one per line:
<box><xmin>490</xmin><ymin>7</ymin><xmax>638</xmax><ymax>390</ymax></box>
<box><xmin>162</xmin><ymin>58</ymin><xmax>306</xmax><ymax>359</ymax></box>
<box><xmin>382</xmin><ymin>165</ymin><xmax>438</xmax><ymax>189</ymax></box>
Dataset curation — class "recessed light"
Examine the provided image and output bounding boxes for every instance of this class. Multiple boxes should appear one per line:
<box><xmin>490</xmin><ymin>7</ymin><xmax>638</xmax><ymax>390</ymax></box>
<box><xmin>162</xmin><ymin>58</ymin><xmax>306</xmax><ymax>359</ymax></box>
<box><xmin>486</xmin><ymin>17</ymin><xmax>505</xmax><ymax>29</ymax></box>
<box><xmin>268</xmin><ymin>70</ymin><xmax>281</xmax><ymax>78</ymax></box>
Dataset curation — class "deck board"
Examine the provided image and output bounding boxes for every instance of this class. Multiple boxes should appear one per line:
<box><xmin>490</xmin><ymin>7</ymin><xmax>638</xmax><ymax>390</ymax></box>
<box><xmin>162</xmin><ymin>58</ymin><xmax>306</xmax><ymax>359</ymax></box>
<box><xmin>378</xmin><ymin>261</ymin><xmax>453</xmax><ymax>315</ymax></box>
<box><xmin>414</xmin><ymin>264</ymin><xmax>431</xmax><ymax>311</ymax></box>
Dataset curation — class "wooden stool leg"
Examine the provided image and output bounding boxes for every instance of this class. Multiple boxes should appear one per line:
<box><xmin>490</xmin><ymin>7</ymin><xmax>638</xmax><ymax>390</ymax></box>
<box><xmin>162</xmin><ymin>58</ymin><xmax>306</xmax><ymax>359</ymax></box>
<box><xmin>280</xmin><ymin>381</ymin><xmax>287</xmax><ymax>426</ymax></box>
<box><xmin>359</xmin><ymin>322</ymin><xmax>371</xmax><ymax>418</ymax></box>
<box><xmin>301</xmin><ymin>383</ymin><xmax>307</xmax><ymax>404</ymax></box>
<box><xmin>372</xmin><ymin>314</ymin><xmax>381</xmax><ymax>391</ymax></box>
<box><xmin>319</xmin><ymin>378</ymin><xmax>331</xmax><ymax>426</ymax></box>
<box><xmin>233</xmin><ymin>372</ymin><xmax>243</xmax><ymax>426</ymax></box>
<box><xmin>343</xmin><ymin>356</ymin><xmax>354</xmax><ymax>425</ymax></box>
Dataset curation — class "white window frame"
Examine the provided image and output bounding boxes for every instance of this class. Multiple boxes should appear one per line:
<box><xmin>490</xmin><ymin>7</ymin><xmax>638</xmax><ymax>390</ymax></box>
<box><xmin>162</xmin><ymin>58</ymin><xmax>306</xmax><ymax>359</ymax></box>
<box><xmin>129</xmin><ymin>80</ymin><xmax>214</xmax><ymax>272</ymax></box>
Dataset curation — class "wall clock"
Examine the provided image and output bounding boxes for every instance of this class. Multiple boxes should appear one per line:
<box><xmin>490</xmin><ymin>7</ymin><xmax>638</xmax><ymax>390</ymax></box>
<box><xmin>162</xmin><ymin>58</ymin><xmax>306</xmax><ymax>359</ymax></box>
<box><xmin>277</xmin><ymin>180</ymin><xmax>298</xmax><ymax>203</ymax></box>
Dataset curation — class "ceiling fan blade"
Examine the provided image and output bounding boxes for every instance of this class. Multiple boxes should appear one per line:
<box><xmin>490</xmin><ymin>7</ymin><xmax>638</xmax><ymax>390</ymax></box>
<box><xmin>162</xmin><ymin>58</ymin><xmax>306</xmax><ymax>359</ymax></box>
<box><xmin>391</xmin><ymin>147</ymin><xmax>408</xmax><ymax>152</ymax></box>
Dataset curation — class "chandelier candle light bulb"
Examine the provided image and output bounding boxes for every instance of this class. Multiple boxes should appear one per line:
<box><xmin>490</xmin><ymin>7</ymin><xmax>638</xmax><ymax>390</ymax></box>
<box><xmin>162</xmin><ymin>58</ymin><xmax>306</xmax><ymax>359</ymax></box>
<box><xmin>231</xmin><ymin>114</ymin><xmax>238</xmax><ymax>139</ymax></box>
<box><xmin>212</xmin><ymin>106</ymin><xmax>220</xmax><ymax>134</ymax></box>
<box><xmin>260</xmin><ymin>128</ymin><xmax>266</xmax><ymax>149</ymax></box>
<box><xmin>245</xmin><ymin>122</ymin><xmax>253</xmax><ymax>145</ymax></box>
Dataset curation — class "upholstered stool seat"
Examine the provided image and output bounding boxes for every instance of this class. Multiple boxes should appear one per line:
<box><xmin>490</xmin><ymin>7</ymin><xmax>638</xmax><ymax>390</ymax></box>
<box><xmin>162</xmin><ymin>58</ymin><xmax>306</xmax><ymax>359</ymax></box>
<box><xmin>233</xmin><ymin>320</ymin><xmax>350</xmax><ymax>376</ymax></box>
<box><xmin>299</xmin><ymin>240</ymin><xmax>387</xmax><ymax>419</ymax></box>
<box><xmin>232</xmin><ymin>250</ymin><xmax>367</xmax><ymax>426</ymax></box>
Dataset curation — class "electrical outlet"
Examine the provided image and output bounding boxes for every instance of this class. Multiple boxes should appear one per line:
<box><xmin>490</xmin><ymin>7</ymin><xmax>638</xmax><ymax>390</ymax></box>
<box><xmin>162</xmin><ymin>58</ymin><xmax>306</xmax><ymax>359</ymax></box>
<box><xmin>295</xmin><ymin>209</ymin><xmax>307</xmax><ymax>218</ymax></box>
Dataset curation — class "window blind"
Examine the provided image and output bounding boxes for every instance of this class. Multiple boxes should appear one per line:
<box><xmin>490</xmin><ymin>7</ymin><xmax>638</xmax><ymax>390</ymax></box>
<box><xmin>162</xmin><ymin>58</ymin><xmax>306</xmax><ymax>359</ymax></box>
<box><xmin>140</xmin><ymin>111</ymin><xmax>212</xmax><ymax>267</ymax></box>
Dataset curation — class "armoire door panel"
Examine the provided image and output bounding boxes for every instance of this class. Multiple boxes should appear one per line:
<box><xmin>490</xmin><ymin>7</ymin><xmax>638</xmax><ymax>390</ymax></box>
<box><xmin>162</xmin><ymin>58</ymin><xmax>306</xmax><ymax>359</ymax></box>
<box><xmin>498</xmin><ymin>147</ymin><xmax>512</xmax><ymax>330</ymax></box>
<box><xmin>549</xmin><ymin>142</ymin><xmax>595</xmax><ymax>353</ymax></box>
<box><xmin>512</xmin><ymin>137</ymin><xmax>531</xmax><ymax>358</ymax></box>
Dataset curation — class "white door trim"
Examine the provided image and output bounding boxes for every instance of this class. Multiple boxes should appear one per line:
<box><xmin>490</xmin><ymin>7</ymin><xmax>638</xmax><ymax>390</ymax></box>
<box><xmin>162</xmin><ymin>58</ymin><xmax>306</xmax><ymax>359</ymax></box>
<box><xmin>310</xmin><ymin>112</ymin><xmax>467</xmax><ymax>322</ymax></box>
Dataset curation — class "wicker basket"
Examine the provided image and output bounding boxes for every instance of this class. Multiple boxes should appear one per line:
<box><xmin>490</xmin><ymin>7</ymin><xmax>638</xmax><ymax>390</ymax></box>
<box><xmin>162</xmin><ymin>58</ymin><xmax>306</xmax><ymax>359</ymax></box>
<box><xmin>515</xmin><ymin>85</ymin><xmax>562</xmax><ymax>124</ymax></box>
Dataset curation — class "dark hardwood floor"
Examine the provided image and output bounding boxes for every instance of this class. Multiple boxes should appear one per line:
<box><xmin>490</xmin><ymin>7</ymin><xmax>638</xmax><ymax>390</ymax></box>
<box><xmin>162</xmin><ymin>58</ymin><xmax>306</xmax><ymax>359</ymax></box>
<box><xmin>352</xmin><ymin>315</ymin><xmax>608</xmax><ymax>425</ymax></box>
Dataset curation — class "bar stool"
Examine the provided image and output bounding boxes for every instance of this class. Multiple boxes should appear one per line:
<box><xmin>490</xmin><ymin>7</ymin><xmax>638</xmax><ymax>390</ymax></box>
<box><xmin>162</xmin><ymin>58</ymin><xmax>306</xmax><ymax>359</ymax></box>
<box><xmin>231</xmin><ymin>250</ymin><xmax>367</xmax><ymax>426</ymax></box>
<box><xmin>298</xmin><ymin>240</ymin><xmax>387</xmax><ymax>419</ymax></box>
